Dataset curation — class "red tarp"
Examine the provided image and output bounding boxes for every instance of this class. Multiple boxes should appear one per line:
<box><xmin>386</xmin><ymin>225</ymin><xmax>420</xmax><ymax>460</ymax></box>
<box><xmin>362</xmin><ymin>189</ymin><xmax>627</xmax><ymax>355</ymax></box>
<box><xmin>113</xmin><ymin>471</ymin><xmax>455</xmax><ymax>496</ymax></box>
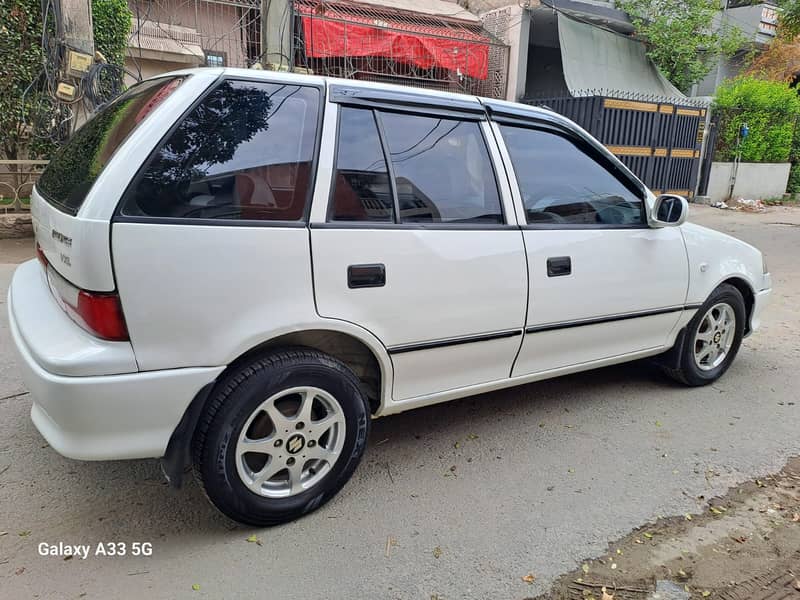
<box><xmin>299</xmin><ymin>6</ymin><xmax>490</xmax><ymax>80</ymax></box>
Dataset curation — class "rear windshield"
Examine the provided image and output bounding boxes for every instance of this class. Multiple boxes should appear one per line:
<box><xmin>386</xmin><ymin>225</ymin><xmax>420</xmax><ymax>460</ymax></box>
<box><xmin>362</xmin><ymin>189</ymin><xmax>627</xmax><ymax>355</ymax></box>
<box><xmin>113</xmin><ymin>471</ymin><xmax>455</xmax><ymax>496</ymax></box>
<box><xmin>37</xmin><ymin>77</ymin><xmax>184</xmax><ymax>215</ymax></box>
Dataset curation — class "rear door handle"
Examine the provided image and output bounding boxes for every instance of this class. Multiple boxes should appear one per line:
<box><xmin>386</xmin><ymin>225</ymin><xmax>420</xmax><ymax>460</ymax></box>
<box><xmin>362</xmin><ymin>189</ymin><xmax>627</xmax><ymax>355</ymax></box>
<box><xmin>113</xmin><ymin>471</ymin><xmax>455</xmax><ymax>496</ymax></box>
<box><xmin>348</xmin><ymin>264</ymin><xmax>386</xmax><ymax>288</ymax></box>
<box><xmin>547</xmin><ymin>256</ymin><xmax>571</xmax><ymax>277</ymax></box>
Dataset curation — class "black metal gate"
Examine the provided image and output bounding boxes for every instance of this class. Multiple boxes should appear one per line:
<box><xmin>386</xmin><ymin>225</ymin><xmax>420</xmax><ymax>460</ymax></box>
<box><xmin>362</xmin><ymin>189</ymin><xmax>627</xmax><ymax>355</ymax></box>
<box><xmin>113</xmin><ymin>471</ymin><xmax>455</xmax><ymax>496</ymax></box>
<box><xmin>525</xmin><ymin>93</ymin><xmax>708</xmax><ymax>197</ymax></box>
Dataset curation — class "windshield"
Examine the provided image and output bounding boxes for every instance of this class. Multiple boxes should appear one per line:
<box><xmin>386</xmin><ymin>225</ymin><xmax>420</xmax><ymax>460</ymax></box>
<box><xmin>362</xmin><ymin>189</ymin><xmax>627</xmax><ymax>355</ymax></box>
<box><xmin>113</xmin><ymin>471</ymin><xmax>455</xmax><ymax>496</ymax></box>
<box><xmin>36</xmin><ymin>77</ymin><xmax>184</xmax><ymax>215</ymax></box>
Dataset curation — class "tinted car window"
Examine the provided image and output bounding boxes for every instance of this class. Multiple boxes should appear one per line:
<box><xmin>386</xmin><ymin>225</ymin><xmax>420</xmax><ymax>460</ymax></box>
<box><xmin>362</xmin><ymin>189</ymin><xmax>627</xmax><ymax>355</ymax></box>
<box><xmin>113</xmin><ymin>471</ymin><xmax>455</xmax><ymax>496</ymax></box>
<box><xmin>330</xmin><ymin>108</ymin><xmax>394</xmax><ymax>222</ymax></box>
<box><xmin>37</xmin><ymin>77</ymin><xmax>183</xmax><ymax>215</ymax></box>
<box><xmin>122</xmin><ymin>80</ymin><xmax>320</xmax><ymax>221</ymax></box>
<box><xmin>379</xmin><ymin>112</ymin><xmax>503</xmax><ymax>224</ymax></box>
<box><xmin>500</xmin><ymin>125</ymin><xmax>644</xmax><ymax>226</ymax></box>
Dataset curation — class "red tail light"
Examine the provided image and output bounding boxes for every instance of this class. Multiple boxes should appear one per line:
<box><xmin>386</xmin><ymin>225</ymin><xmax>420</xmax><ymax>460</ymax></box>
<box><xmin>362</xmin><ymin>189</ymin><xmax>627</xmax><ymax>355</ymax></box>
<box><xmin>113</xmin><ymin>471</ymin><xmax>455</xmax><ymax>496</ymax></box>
<box><xmin>36</xmin><ymin>243</ymin><xmax>129</xmax><ymax>341</ymax></box>
<box><xmin>75</xmin><ymin>291</ymin><xmax>129</xmax><ymax>341</ymax></box>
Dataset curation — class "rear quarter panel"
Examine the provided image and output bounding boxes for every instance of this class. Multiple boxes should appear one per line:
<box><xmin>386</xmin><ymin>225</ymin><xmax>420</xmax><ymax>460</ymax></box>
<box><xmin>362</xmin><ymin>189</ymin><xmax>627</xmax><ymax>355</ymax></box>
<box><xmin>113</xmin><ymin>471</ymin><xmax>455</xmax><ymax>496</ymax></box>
<box><xmin>112</xmin><ymin>223</ymin><xmax>318</xmax><ymax>370</ymax></box>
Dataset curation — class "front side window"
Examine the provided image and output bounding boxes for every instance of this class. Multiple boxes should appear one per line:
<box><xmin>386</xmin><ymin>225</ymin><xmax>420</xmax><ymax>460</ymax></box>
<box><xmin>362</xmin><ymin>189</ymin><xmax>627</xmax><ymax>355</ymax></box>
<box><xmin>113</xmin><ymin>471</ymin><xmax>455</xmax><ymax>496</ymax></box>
<box><xmin>121</xmin><ymin>80</ymin><xmax>320</xmax><ymax>222</ymax></box>
<box><xmin>380</xmin><ymin>112</ymin><xmax>503</xmax><ymax>224</ymax></box>
<box><xmin>37</xmin><ymin>77</ymin><xmax>184</xmax><ymax>215</ymax></box>
<box><xmin>500</xmin><ymin>125</ymin><xmax>644</xmax><ymax>227</ymax></box>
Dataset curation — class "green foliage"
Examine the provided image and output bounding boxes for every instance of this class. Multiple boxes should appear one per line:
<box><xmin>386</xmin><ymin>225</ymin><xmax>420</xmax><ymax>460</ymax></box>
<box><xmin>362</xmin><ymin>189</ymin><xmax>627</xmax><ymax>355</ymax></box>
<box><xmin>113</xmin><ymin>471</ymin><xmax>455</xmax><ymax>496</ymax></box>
<box><xmin>777</xmin><ymin>0</ymin><xmax>800</xmax><ymax>38</ymax></box>
<box><xmin>92</xmin><ymin>0</ymin><xmax>131</xmax><ymax>67</ymax></box>
<box><xmin>619</xmin><ymin>0</ymin><xmax>747</xmax><ymax>92</ymax></box>
<box><xmin>0</xmin><ymin>0</ymin><xmax>55</xmax><ymax>160</ymax></box>
<box><xmin>713</xmin><ymin>76</ymin><xmax>800</xmax><ymax>163</ymax></box>
<box><xmin>787</xmin><ymin>163</ymin><xmax>800</xmax><ymax>194</ymax></box>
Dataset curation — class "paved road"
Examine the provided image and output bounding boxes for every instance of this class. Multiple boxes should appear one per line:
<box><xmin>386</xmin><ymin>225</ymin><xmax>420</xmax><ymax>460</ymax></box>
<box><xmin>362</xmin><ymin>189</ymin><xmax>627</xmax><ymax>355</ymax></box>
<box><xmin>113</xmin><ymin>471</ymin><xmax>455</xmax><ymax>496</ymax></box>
<box><xmin>1</xmin><ymin>205</ymin><xmax>799</xmax><ymax>600</ymax></box>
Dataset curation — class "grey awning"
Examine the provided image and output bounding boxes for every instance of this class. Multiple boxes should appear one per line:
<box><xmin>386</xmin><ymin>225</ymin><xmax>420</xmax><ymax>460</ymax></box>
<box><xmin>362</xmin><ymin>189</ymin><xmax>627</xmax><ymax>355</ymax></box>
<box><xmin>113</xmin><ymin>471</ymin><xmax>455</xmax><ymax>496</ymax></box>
<box><xmin>557</xmin><ymin>13</ymin><xmax>685</xmax><ymax>99</ymax></box>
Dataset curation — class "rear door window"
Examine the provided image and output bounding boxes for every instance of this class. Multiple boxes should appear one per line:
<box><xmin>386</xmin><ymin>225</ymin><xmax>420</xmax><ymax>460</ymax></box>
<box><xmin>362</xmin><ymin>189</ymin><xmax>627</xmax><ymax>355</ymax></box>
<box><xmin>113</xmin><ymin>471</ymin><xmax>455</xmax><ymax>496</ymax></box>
<box><xmin>120</xmin><ymin>80</ymin><xmax>321</xmax><ymax>222</ymax></box>
<box><xmin>330</xmin><ymin>107</ymin><xmax>394</xmax><ymax>222</ymax></box>
<box><xmin>378</xmin><ymin>112</ymin><xmax>502</xmax><ymax>224</ymax></box>
<box><xmin>37</xmin><ymin>77</ymin><xmax>184</xmax><ymax>215</ymax></box>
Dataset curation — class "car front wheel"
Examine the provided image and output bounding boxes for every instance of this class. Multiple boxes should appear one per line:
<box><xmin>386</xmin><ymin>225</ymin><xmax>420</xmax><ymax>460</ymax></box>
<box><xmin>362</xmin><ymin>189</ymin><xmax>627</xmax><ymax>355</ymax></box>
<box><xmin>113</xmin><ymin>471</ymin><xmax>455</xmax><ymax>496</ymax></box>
<box><xmin>663</xmin><ymin>283</ymin><xmax>746</xmax><ymax>386</ymax></box>
<box><xmin>192</xmin><ymin>348</ymin><xmax>370</xmax><ymax>526</ymax></box>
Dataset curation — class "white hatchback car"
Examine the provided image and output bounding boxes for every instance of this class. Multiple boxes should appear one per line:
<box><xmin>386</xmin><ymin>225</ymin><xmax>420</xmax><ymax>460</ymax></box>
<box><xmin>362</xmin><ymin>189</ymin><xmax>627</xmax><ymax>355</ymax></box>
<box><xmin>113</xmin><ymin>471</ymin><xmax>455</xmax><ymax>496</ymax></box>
<box><xmin>8</xmin><ymin>69</ymin><xmax>771</xmax><ymax>525</ymax></box>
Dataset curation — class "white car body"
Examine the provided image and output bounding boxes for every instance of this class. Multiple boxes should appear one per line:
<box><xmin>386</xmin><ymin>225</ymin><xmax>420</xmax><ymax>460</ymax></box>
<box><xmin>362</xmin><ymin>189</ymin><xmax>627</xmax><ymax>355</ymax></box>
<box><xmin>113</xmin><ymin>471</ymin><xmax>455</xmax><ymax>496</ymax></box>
<box><xmin>8</xmin><ymin>68</ymin><xmax>771</xmax><ymax>465</ymax></box>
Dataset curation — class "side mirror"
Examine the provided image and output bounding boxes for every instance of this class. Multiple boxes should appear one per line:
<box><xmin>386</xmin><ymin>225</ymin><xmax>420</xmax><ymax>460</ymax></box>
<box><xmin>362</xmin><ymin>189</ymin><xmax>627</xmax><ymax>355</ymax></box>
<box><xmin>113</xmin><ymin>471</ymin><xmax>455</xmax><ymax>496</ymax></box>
<box><xmin>650</xmin><ymin>194</ymin><xmax>688</xmax><ymax>227</ymax></box>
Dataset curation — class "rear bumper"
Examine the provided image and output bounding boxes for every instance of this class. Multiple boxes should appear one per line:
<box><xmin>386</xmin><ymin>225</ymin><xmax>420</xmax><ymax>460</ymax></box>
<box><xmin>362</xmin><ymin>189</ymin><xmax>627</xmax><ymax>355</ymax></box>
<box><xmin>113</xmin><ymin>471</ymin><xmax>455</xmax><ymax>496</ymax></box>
<box><xmin>8</xmin><ymin>260</ymin><xmax>223</xmax><ymax>460</ymax></box>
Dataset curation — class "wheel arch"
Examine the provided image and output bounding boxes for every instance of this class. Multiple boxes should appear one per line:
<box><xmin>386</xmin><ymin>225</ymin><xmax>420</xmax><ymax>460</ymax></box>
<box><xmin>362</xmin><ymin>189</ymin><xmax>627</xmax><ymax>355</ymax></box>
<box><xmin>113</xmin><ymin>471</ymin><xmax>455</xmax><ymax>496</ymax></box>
<box><xmin>719</xmin><ymin>276</ymin><xmax>755</xmax><ymax>335</ymax></box>
<box><xmin>161</xmin><ymin>324</ymin><xmax>392</xmax><ymax>487</ymax></box>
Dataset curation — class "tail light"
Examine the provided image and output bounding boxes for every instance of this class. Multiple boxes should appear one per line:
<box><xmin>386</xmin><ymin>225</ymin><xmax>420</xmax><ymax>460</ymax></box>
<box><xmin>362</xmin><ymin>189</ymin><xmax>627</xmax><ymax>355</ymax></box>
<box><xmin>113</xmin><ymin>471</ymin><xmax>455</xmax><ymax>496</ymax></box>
<box><xmin>36</xmin><ymin>243</ymin><xmax>129</xmax><ymax>341</ymax></box>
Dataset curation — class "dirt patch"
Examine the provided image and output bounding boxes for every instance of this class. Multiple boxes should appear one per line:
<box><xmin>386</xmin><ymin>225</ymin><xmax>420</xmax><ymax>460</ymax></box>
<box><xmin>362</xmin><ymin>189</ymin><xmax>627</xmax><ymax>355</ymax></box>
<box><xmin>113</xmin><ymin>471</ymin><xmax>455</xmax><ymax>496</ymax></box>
<box><xmin>536</xmin><ymin>458</ymin><xmax>800</xmax><ymax>600</ymax></box>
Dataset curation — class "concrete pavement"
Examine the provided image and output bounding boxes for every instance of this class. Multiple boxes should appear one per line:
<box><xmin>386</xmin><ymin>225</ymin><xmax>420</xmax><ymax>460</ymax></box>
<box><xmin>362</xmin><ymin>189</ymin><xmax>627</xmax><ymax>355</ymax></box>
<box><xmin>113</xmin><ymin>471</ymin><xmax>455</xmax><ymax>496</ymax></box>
<box><xmin>0</xmin><ymin>206</ymin><xmax>798</xmax><ymax>599</ymax></box>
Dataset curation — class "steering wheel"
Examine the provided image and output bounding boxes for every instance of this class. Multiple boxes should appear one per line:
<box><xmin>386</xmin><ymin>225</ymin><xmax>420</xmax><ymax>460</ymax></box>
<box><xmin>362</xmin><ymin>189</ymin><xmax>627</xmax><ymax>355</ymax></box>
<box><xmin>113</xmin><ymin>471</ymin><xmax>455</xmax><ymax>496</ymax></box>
<box><xmin>594</xmin><ymin>199</ymin><xmax>639</xmax><ymax>225</ymax></box>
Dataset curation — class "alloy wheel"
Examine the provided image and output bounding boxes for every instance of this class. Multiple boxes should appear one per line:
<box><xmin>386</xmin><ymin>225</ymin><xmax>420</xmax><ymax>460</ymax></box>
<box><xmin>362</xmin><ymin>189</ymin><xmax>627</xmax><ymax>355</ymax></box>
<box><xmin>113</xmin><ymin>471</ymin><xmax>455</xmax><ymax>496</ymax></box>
<box><xmin>235</xmin><ymin>386</ymin><xmax>346</xmax><ymax>498</ymax></box>
<box><xmin>693</xmin><ymin>302</ymin><xmax>736</xmax><ymax>372</ymax></box>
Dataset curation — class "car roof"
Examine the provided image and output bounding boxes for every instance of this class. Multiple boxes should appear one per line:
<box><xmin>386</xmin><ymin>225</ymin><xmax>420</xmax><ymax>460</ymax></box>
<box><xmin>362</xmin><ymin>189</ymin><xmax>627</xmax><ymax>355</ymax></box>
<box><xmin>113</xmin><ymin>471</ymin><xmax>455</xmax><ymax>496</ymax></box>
<box><xmin>163</xmin><ymin>67</ymin><xmax>565</xmax><ymax>126</ymax></box>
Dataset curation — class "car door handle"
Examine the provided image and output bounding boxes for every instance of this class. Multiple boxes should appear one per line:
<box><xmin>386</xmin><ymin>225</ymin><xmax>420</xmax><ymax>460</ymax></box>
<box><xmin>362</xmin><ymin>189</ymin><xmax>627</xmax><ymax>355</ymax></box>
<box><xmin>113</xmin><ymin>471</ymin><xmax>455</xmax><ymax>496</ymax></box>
<box><xmin>348</xmin><ymin>264</ymin><xmax>386</xmax><ymax>288</ymax></box>
<box><xmin>547</xmin><ymin>256</ymin><xmax>571</xmax><ymax>277</ymax></box>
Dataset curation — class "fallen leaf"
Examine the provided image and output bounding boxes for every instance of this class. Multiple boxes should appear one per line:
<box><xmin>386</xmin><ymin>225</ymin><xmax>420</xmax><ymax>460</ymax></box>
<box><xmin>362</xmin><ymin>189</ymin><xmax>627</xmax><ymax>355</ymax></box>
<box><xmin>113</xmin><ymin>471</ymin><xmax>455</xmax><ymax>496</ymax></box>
<box><xmin>246</xmin><ymin>534</ymin><xmax>262</xmax><ymax>546</ymax></box>
<box><xmin>192</xmin><ymin>584</ymin><xmax>200</xmax><ymax>591</ymax></box>
<box><xmin>710</xmin><ymin>506</ymin><xmax>723</xmax><ymax>515</ymax></box>
<box><xmin>15</xmin><ymin>567</ymin><xmax>25</xmax><ymax>575</ymax></box>
<box><xmin>731</xmin><ymin>535</ymin><xmax>747</xmax><ymax>544</ymax></box>
<box><xmin>568</xmin><ymin>468</ymin><xmax>575</xmax><ymax>474</ymax></box>
<box><xmin>467</xmin><ymin>433</ymin><xmax>479</xmax><ymax>440</ymax></box>
<box><xmin>794</xmin><ymin>579</ymin><xmax>800</xmax><ymax>591</ymax></box>
<box><xmin>685</xmin><ymin>514</ymin><xmax>693</xmax><ymax>521</ymax></box>
<box><xmin>538</xmin><ymin>422</ymin><xmax>545</xmax><ymax>428</ymax></box>
<box><xmin>64</xmin><ymin>555</ymin><xmax>73</xmax><ymax>561</ymax></box>
<box><xmin>702</xmin><ymin>591</ymin><xmax>711</xmax><ymax>598</ymax></box>
<box><xmin>678</xmin><ymin>569</ymin><xmax>687</xmax><ymax>578</ymax></box>
<box><xmin>634</xmin><ymin>539</ymin><xmax>644</xmax><ymax>544</ymax></box>
<box><xmin>756</xmin><ymin>479</ymin><xmax>765</xmax><ymax>488</ymax></box>
<box><xmin>581</xmin><ymin>563</ymin><xmax>589</xmax><ymax>574</ymax></box>
<box><xmin>453</xmin><ymin>441</ymin><xmax>460</xmax><ymax>449</ymax></box>
<box><xmin>18</xmin><ymin>531</ymin><xmax>30</xmax><ymax>537</ymax></box>
<box><xmin>610</xmin><ymin>563</ymin><xmax>617</xmax><ymax>570</ymax></box>
<box><xmin>684</xmin><ymin>585</ymin><xmax>691</xmax><ymax>593</ymax></box>
<box><xmin>655</xmin><ymin>420</ymin><xmax>662</xmax><ymax>427</ymax></box>
<box><xmin>616</xmin><ymin>548</ymin><xmax>623</xmax><ymax>555</ymax></box>
<box><xmin>432</xmin><ymin>546</ymin><xmax>442</xmax><ymax>559</ymax></box>
<box><xmin>0</xmin><ymin>531</ymin><xmax>6</xmax><ymax>536</ymax></box>
<box><xmin>522</xmin><ymin>573</ymin><xmax>536</xmax><ymax>584</ymax></box>
<box><xmin>792</xmin><ymin>513</ymin><xmax>800</xmax><ymax>522</ymax></box>
<box><xmin>601</xmin><ymin>586</ymin><xmax>614</xmax><ymax>600</ymax></box>
<box><xmin>643</xmin><ymin>532</ymin><xmax>654</xmax><ymax>539</ymax></box>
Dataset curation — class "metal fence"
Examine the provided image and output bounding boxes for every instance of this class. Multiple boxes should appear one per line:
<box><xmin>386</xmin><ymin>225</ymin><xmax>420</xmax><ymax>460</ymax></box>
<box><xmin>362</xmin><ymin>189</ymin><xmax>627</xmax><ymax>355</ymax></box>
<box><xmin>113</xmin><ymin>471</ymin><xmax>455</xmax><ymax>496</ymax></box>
<box><xmin>291</xmin><ymin>0</ymin><xmax>509</xmax><ymax>98</ymax></box>
<box><xmin>0</xmin><ymin>161</ymin><xmax>48</xmax><ymax>213</ymax></box>
<box><xmin>125</xmin><ymin>0</ymin><xmax>509</xmax><ymax>99</ymax></box>
<box><xmin>525</xmin><ymin>90</ymin><xmax>709</xmax><ymax>197</ymax></box>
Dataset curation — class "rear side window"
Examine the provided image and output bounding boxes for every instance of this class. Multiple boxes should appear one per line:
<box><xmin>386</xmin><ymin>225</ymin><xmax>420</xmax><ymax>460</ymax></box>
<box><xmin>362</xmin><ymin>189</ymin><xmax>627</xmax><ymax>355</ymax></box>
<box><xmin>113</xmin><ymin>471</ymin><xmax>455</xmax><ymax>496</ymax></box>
<box><xmin>37</xmin><ymin>77</ymin><xmax>183</xmax><ymax>215</ymax></box>
<box><xmin>500</xmin><ymin>125</ymin><xmax>644</xmax><ymax>227</ymax></box>
<box><xmin>121</xmin><ymin>80</ymin><xmax>320</xmax><ymax>222</ymax></box>
<box><xmin>380</xmin><ymin>113</ymin><xmax>502</xmax><ymax>224</ymax></box>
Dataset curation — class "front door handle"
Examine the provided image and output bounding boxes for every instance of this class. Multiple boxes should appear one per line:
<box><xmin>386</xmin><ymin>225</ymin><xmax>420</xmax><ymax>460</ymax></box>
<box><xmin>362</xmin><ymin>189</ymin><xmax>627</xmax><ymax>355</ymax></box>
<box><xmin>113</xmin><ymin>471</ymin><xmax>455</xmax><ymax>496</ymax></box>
<box><xmin>348</xmin><ymin>263</ymin><xmax>386</xmax><ymax>288</ymax></box>
<box><xmin>547</xmin><ymin>256</ymin><xmax>571</xmax><ymax>277</ymax></box>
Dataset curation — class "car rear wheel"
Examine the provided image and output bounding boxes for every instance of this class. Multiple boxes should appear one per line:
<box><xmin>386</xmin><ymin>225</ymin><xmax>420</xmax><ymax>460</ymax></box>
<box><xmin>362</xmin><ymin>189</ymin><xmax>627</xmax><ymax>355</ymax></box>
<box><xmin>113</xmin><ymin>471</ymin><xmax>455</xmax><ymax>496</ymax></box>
<box><xmin>192</xmin><ymin>347</ymin><xmax>370</xmax><ymax>526</ymax></box>
<box><xmin>662</xmin><ymin>283</ymin><xmax>746</xmax><ymax>386</ymax></box>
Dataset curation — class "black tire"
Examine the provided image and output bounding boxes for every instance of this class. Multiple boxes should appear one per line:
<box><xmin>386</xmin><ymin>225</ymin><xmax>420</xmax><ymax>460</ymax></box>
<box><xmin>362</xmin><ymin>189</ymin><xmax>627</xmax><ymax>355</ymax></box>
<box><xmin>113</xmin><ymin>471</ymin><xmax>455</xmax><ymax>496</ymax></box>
<box><xmin>192</xmin><ymin>347</ymin><xmax>370</xmax><ymax>526</ymax></box>
<box><xmin>662</xmin><ymin>283</ymin><xmax>746</xmax><ymax>386</ymax></box>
